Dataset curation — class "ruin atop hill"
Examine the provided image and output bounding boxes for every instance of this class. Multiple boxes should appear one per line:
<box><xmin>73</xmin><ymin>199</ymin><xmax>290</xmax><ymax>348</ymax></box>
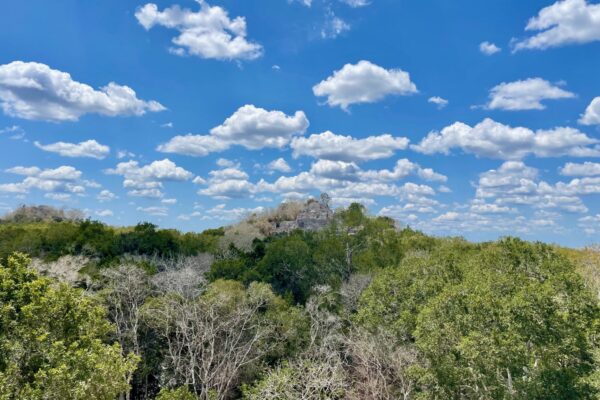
<box><xmin>272</xmin><ymin>195</ymin><xmax>333</xmax><ymax>234</ymax></box>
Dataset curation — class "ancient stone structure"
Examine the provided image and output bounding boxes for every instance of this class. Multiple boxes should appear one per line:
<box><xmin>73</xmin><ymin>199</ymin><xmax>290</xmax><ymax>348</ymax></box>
<box><xmin>272</xmin><ymin>197</ymin><xmax>333</xmax><ymax>234</ymax></box>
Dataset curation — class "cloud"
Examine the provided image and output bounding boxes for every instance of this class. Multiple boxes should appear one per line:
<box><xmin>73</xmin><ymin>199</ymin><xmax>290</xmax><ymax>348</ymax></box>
<box><xmin>6</xmin><ymin>166</ymin><xmax>42</xmax><ymax>176</ymax></box>
<box><xmin>479</xmin><ymin>41</ymin><xmax>501</xmax><ymax>55</ymax></box>
<box><xmin>97</xmin><ymin>189</ymin><xmax>117</xmax><ymax>202</ymax></box>
<box><xmin>0</xmin><ymin>125</ymin><xmax>22</xmax><ymax>135</ymax></box>
<box><xmin>117</xmin><ymin>150</ymin><xmax>136</xmax><ymax>159</ymax></box>
<box><xmin>263</xmin><ymin>160</ymin><xmax>441</xmax><ymax>204</ymax></box>
<box><xmin>470</xmin><ymin>202</ymin><xmax>515</xmax><ymax>214</ymax></box>
<box><xmin>128</xmin><ymin>189</ymin><xmax>164</xmax><ymax>198</ymax></box>
<box><xmin>290</xmin><ymin>0</ymin><xmax>369</xmax><ymax>7</ymax></box>
<box><xmin>579</xmin><ymin>214</ymin><xmax>600</xmax><ymax>235</ymax></box>
<box><xmin>291</xmin><ymin>130</ymin><xmax>409</xmax><ymax>162</ymax></box>
<box><xmin>34</xmin><ymin>139</ymin><xmax>110</xmax><ymax>159</ymax></box>
<box><xmin>321</xmin><ymin>13</ymin><xmax>350</xmax><ymax>39</ymax></box>
<box><xmin>210</xmin><ymin>105</ymin><xmax>309</xmax><ymax>148</ymax></box>
<box><xmin>44</xmin><ymin>193</ymin><xmax>72</xmax><ymax>202</ymax></box>
<box><xmin>158</xmin><ymin>105</ymin><xmax>309</xmax><ymax>156</ymax></box>
<box><xmin>197</xmin><ymin>166</ymin><xmax>257</xmax><ymax>199</ymax></box>
<box><xmin>340</xmin><ymin>0</ymin><xmax>370</xmax><ymax>7</ymax></box>
<box><xmin>412</xmin><ymin>118</ymin><xmax>600</xmax><ymax>159</ymax></box>
<box><xmin>485</xmin><ymin>78</ymin><xmax>575</xmax><ymax>110</ymax></box>
<box><xmin>135</xmin><ymin>1</ymin><xmax>262</xmax><ymax>60</ymax></box>
<box><xmin>106</xmin><ymin>159</ymin><xmax>193</xmax><ymax>198</ymax></box>
<box><xmin>291</xmin><ymin>0</ymin><xmax>312</xmax><ymax>6</ymax></box>
<box><xmin>358</xmin><ymin>159</ymin><xmax>447</xmax><ymax>182</ymax></box>
<box><xmin>196</xmin><ymin>153</ymin><xmax>443</xmax><ymax>206</ymax></box>
<box><xmin>0</xmin><ymin>165</ymin><xmax>86</xmax><ymax>195</ymax></box>
<box><xmin>6</xmin><ymin>165</ymin><xmax>81</xmax><ymax>181</ymax></box>
<box><xmin>474</xmin><ymin>161</ymin><xmax>596</xmax><ymax>214</ymax></box>
<box><xmin>156</xmin><ymin>135</ymin><xmax>229</xmax><ymax>157</ymax></box>
<box><xmin>203</xmin><ymin>203</ymin><xmax>265</xmax><ymax>221</ymax></box>
<box><xmin>560</xmin><ymin>161</ymin><xmax>600</xmax><ymax>176</ymax></box>
<box><xmin>579</xmin><ymin>97</ymin><xmax>600</xmax><ymax>125</ymax></box>
<box><xmin>95</xmin><ymin>209</ymin><xmax>114</xmax><ymax>217</ymax></box>
<box><xmin>513</xmin><ymin>0</ymin><xmax>600</xmax><ymax>51</ymax></box>
<box><xmin>267</xmin><ymin>158</ymin><xmax>292</xmax><ymax>173</ymax></box>
<box><xmin>306</xmin><ymin>158</ymin><xmax>446</xmax><ymax>183</ymax></box>
<box><xmin>193</xmin><ymin>176</ymin><xmax>207</xmax><ymax>185</ymax></box>
<box><xmin>137</xmin><ymin>206</ymin><xmax>169</xmax><ymax>216</ymax></box>
<box><xmin>313</xmin><ymin>60</ymin><xmax>417</xmax><ymax>110</ymax></box>
<box><xmin>216</xmin><ymin>158</ymin><xmax>236</xmax><ymax>168</ymax></box>
<box><xmin>331</xmin><ymin>196</ymin><xmax>377</xmax><ymax>208</ymax></box>
<box><xmin>310</xmin><ymin>160</ymin><xmax>361</xmax><ymax>181</ymax></box>
<box><xmin>428</xmin><ymin>96</ymin><xmax>448</xmax><ymax>109</ymax></box>
<box><xmin>0</xmin><ymin>61</ymin><xmax>164</xmax><ymax>122</ymax></box>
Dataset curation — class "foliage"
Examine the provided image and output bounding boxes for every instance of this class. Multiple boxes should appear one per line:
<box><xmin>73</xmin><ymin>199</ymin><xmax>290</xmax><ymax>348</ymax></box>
<box><xmin>1</xmin><ymin>202</ymin><xmax>600</xmax><ymax>399</ymax></box>
<box><xmin>0</xmin><ymin>220</ymin><xmax>223</xmax><ymax>264</ymax></box>
<box><xmin>357</xmin><ymin>238</ymin><xmax>600</xmax><ymax>399</ymax></box>
<box><xmin>142</xmin><ymin>280</ymin><xmax>308</xmax><ymax>400</ymax></box>
<box><xmin>0</xmin><ymin>253</ymin><xmax>138</xmax><ymax>400</ymax></box>
<box><xmin>242</xmin><ymin>358</ymin><xmax>347</xmax><ymax>400</ymax></box>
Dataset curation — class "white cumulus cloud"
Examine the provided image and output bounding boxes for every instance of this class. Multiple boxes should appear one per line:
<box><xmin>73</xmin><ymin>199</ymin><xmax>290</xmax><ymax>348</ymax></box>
<box><xmin>579</xmin><ymin>97</ymin><xmax>600</xmax><ymax>125</ymax></box>
<box><xmin>486</xmin><ymin>78</ymin><xmax>575</xmax><ymax>110</ymax></box>
<box><xmin>412</xmin><ymin>118</ymin><xmax>600</xmax><ymax>159</ymax></box>
<box><xmin>0</xmin><ymin>61</ymin><xmax>164</xmax><ymax>121</ymax></box>
<box><xmin>428</xmin><ymin>96</ymin><xmax>448</xmax><ymax>109</ymax></box>
<box><xmin>0</xmin><ymin>165</ymin><xmax>86</xmax><ymax>195</ymax></box>
<box><xmin>479</xmin><ymin>41</ymin><xmax>501</xmax><ymax>55</ymax></box>
<box><xmin>96</xmin><ymin>209</ymin><xmax>114</xmax><ymax>217</ymax></box>
<box><xmin>560</xmin><ymin>161</ymin><xmax>600</xmax><ymax>176</ymax></box>
<box><xmin>106</xmin><ymin>159</ymin><xmax>193</xmax><ymax>198</ymax></box>
<box><xmin>158</xmin><ymin>105</ymin><xmax>309</xmax><ymax>156</ymax></box>
<box><xmin>267</xmin><ymin>158</ymin><xmax>292</xmax><ymax>173</ymax></box>
<box><xmin>135</xmin><ymin>0</ymin><xmax>262</xmax><ymax>60</ymax></box>
<box><xmin>97</xmin><ymin>189</ymin><xmax>117</xmax><ymax>202</ymax></box>
<box><xmin>313</xmin><ymin>60</ymin><xmax>417</xmax><ymax>110</ymax></box>
<box><xmin>513</xmin><ymin>0</ymin><xmax>600</xmax><ymax>51</ymax></box>
<box><xmin>34</xmin><ymin>139</ymin><xmax>110</xmax><ymax>159</ymax></box>
<box><xmin>291</xmin><ymin>130</ymin><xmax>409</xmax><ymax>162</ymax></box>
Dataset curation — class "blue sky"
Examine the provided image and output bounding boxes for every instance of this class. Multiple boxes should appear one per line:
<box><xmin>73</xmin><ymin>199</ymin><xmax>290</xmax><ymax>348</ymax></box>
<box><xmin>1</xmin><ymin>0</ymin><xmax>600</xmax><ymax>246</ymax></box>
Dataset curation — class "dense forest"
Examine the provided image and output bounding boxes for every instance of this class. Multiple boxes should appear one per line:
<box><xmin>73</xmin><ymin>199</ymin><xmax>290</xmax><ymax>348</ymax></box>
<box><xmin>1</xmin><ymin>201</ymin><xmax>599</xmax><ymax>399</ymax></box>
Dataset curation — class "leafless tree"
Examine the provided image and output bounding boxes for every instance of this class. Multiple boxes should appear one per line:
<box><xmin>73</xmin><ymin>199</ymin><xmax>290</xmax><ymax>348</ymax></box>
<box><xmin>305</xmin><ymin>285</ymin><xmax>343</xmax><ymax>353</ymax></box>
<box><xmin>151</xmin><ymin>254</ymin><xmax>212</xmax><ymax>298</ymax></box>
<box><xmin>344</xmin><ymin>329</ymin><xmax>421</xmax><ymax>400</ymax></box>
<box><xmin>100</xmin><ymin>265</ymin><xmax>152</xmax><ymax>400</ymax></box>
<box><xmin>119</xmin><ymin>253</ymin><xmax>213</xmax><ymax>273</ymax></box>
<box><xmin>101</xmin><ymin>265</ymin><xmax>150</xmax><ymax>357</ymax></box>
<box><xmin>245</xmin><ymin>354</ymin><xmax>348</xmax><ymax>400</ymax></box>
<box><xmin>143</xmin><ymin>282</ymin><xmax>286</xmax><ymax>400</ymax></box>
<box><xmin>340</xmin><ymin>273</ymin><xmax>372</xmax><ymax>314</ymax></box>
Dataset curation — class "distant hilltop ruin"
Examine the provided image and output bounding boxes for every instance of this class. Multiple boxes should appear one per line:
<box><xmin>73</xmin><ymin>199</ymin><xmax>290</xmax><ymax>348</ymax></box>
<box><xmin>272</xmin><ymin>194</ymin><xmax>333</xmax><ymax>234</ymax></box>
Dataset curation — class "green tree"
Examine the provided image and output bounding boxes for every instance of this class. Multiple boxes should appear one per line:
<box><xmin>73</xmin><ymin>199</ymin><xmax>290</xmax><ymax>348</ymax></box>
<box><xmin>415</xmin><ymin>239</ymin><xmax>598</xmax><ymax>399</ymax></box>
<box><xmin>0</xmin><ymin>253</ymin><xmax>138</xmax><ymax>400</ymax></box>
<box><xmin>354</xmin><ymin>245</ymin><xmax>465</xmax><ymax>341</ymax></box>
<box><xmin>255</xmin><ymin>233</ymin><xmax>317</xmax><ymax>303</ymax></box>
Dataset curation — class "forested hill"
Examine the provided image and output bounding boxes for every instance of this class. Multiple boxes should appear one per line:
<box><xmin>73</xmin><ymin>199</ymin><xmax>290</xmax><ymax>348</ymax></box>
<box><xmin>1</xmin><ymin>201</ymin><xmax>600</xmax><ymax>399</ymax></box>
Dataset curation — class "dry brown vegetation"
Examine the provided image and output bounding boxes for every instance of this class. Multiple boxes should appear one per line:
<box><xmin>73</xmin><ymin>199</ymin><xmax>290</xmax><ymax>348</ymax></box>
<box><xmin>219</xmin><ymin>201</ymin><xmax>306</xmax><ymax>250</ymax></box>
<box><xmin>0</xmin><ymin>205</ymin><xmax>84</xmax><ymax>223</ymax></box>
